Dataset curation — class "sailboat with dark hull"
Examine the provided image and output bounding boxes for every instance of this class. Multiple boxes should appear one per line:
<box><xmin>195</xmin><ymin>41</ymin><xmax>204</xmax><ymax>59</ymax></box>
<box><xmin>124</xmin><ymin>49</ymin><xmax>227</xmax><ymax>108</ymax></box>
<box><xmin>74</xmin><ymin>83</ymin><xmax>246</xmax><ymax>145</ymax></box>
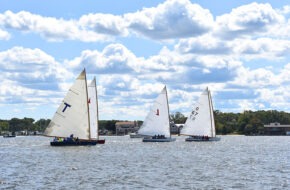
<box><xmin>138</xmin><ymin>86</ymin><xmax>176</xmax><ymax>142</ymax></box>
<box><xmin>44</xmin><ymin>69</ymin><xmax>105</xmax><ymax>146</ymax></box>
<box><xmin>180</xmin><ymin>87</ymin><xmax>220</xmax><ymax>142</ymax></box>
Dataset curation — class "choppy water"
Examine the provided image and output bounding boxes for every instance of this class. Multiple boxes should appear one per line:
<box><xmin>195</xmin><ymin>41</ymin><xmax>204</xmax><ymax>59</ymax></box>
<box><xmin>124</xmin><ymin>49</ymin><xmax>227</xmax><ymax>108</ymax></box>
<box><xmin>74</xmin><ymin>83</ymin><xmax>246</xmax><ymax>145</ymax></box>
<box><xmin>0</xmin><ymin>135</ymin><xmax>289</xmax><ymax>189</ymax></box>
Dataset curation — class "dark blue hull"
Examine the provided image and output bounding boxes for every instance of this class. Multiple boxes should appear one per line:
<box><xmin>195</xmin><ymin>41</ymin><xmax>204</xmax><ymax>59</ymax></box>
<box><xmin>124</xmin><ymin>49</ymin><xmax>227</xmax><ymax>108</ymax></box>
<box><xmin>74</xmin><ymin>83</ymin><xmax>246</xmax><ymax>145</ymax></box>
<box><xmin>50</xmin><ymin>140</ymin><xmax>97</xmax><ymax>146</ymax></box>
<box><xmin>143</xmin><ymin>137</ymin><xmax>176</xmax><ymax>142</ymax></box>
<box><xmin>3</xmin><ymin>135</ymin><xmax>16</xmax><ymax>138</ymax></box>
<box><xmin>185</xmin><ymin>136</ymin><xmax>221</xmax><ymax>142</ymax></box>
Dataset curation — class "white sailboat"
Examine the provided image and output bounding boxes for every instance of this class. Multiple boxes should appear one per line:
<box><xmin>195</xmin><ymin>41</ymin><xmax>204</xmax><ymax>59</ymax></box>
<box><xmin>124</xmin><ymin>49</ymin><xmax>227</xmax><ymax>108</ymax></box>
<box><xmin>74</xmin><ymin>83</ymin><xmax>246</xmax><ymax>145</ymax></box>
<box><xmin>88</xmin><ymin>77</ymin><xmax>105</xmax><ymax>144</ymax></box>
<box><xmin>180</xmin><ymin>87</ymin><xmax>220</xmax><ymax>141</ymax></box>
<box><xmin>138</xmin><ymin>86</ymin><xmax>176</xmax><ymax>142</ymax></box>
<box><xmin>44</xmin><ymin>69</ymin><xmax>102</xmax><ymax>146</ymax></box>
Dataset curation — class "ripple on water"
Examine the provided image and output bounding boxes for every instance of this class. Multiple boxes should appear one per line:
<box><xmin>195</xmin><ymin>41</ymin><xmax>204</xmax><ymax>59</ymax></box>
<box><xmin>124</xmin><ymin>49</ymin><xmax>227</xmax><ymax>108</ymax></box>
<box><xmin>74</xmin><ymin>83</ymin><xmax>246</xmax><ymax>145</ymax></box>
<box><xmin>0</xmin><ymin>136</ymin><xmax>289</xmax><ymax>189</ymax></box>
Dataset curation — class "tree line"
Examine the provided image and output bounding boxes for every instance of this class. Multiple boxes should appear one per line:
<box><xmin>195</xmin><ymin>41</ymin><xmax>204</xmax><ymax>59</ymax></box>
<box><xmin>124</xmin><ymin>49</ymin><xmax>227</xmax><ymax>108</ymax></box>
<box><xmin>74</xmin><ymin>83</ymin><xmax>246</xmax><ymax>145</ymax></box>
<box><xmin>1</xmin><ymin>110</ymin><xmax>290</xmax><ymax>135</ymax></box>
<box><xmin>170</xmin><ymin>110</ymin><xmax>290</xmax><ymax>135</ymax></box>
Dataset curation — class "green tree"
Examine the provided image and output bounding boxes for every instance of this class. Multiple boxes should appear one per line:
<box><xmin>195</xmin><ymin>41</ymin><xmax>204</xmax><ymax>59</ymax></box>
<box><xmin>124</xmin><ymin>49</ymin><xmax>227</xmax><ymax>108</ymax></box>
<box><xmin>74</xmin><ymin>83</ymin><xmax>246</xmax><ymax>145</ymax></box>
<box><xmin>0</xmin><ymin>120</ymin><xmax>9</xmax><ymax>132</ymax></box>
<box><xmin>170</xmin><ymin>112</ymin><xmax>187</xmax><ymax>124</ymax></box>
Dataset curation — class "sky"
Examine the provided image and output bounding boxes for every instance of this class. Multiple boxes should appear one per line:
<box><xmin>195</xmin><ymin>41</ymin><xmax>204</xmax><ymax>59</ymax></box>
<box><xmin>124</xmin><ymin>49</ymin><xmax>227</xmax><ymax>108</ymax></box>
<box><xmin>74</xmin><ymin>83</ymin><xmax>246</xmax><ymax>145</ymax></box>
<box><xmin>0</xmin><ymin>0</ymin><xmax>290</xmax><ymax>121</ymax></box>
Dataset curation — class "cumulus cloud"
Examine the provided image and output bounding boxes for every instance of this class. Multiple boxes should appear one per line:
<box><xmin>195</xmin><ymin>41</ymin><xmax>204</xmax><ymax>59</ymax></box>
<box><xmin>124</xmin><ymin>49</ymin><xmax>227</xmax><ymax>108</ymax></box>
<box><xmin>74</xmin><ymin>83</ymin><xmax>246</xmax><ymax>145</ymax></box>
<box><xmin>0</xmin><ymin>79</ymin><xmax>61</xmax><ymax>106</ymax></box>
<box><xmin>67</xmin><ymin>44</ymin><xmax>145</xmax><ymax>74</ymax></box>
<box><xmin>0</xmin><ymin>11</ymin><xmax>117</xmax><ymax>42</ymax></box>
<box><xmin>231</xmin><ymin>67</ymin><xmax>279</xmax><ymax>88</ymax></box>
<box><xmin>176</xmin><ymin>35</ymin><xmax>290</xmax><ymax>61</ymax></box>
<box><xmin>0</xmin><ymin>28</ymin><xmax>10</xmax><ymax>40</ymax></box>
<box><xmin>176</xmin><ymin>34</ymin><xmax>231</xmax><ymax>55</ymax></box>
<box><xmin>1</xmin><ymin>1</ymin><xmax>290</xmax><ymax>119</ymax></box>
<box><xmin>125</xmin><ymin>0</ymin><xmax>214</xmax><ymax>39</ymax></box>
<box><xmin>0</xmin><ymin>47</ymin><xmax>70</xmax><ymax>89</ymax></box>
<box><xmin>215</xmin><ymin>3</ymin><xmax>284</xmax><ymax>39</ymax></box>
<box><xmin>79</xmin><ymin>13</ymin><xmax>127</xmax><ymax>36</ymax></box>
<box><xmin>232</xmin><ymin>38</ymin><xmax>290</xmax><ymax>59</ymax></box>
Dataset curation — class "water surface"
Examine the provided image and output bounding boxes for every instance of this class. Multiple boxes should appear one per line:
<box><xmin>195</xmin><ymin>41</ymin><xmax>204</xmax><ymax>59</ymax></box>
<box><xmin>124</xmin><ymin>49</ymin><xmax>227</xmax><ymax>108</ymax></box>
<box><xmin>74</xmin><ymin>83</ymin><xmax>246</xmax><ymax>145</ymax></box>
<box><xmin>0</xmin><ymin>135</ymin><xmax>289</xmax><ymax>189</ymax></box>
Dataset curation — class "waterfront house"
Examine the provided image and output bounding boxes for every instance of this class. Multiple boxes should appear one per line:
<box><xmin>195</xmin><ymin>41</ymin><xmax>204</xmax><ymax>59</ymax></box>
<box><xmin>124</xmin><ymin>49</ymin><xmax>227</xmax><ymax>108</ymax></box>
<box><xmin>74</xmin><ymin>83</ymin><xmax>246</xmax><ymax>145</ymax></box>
<box><xmin>115</xmin><ymin>121</ymin><xmax>139</xmax><ymax>135</ymax></box>
<box><xmin>264</xmin><ymin>122</ymin><xmax>290</xmax><ymax>135</ymax></box>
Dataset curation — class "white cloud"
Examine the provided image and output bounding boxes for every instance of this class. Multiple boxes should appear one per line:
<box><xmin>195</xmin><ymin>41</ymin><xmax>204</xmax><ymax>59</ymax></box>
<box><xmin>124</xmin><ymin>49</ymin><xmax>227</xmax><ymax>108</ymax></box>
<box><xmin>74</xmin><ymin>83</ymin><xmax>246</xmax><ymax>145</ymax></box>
<box><xmin>67</xmin><ymin>43</ymin><xmax>145</xmax><ymax>74</ymax></box>
<box><xmin>176</xmin><ymin>34</ymin><xmax>231</xmax><ymax>54</ymax></box>
<box><xmin>232</xmin><ymin>38</ymin><xmax>290</xmax><ymax>59</ymax></box>
<box><xmin>176</xmin><ymin>35</ymin><xmax>290</xmax><ymax>61</ymax></box>
<box><xmin>215</xmin><ymin>3</ymin><xmax>284</xmax><ymax>39</ymax></box>
<box><xmin>277</xmin><ymin>5</ymin><xmax>290</xmax><ymax>15</ymax></box>
<box><xmin>0</xmin><ymin>47</ymin><xmax>71</xmax><ymax>89</ymax></box>
<box><xmin>125</xmin><ymin>0</ymin><xmax>214</xmax><ymax>40</ymax></box>
<box><xmin>1</xmin><ymin>1</ymin><xmax>290</xmax><ymax>119</ymax></box>
<box><xmin>0</xmin><ymin>11</ymin><xmax>114</xmax><ymax>42</ymax></box>
<box><xmin>231</xmin><ymin>67</ymin><xmax>279</xmax><ymax>88</ymax></box>
<box><xmin>0</xmin><ymin>28</ymin><xmax>10</xmax><ymax>40</ymax></box>
<box><xmin>79</xmin><ymin>13</ymin><xmax>127</xmax><ymax>36</ymax></box>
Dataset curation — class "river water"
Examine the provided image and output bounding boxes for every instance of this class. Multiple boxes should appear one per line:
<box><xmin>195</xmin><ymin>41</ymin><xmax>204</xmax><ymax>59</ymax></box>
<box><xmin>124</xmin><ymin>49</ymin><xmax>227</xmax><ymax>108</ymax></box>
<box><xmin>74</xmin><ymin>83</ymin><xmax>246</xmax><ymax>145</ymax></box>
<box><xmin>0</xmin><ymin>135</ymin><xmax>289</xmax><ymax>189</ymax></box>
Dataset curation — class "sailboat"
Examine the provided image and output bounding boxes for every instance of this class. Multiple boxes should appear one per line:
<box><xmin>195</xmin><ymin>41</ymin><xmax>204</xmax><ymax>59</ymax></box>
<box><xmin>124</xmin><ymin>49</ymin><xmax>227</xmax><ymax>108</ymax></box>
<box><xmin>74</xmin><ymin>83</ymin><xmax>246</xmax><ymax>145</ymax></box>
<box><xmin>44</xmin><ymin>69</ymin><xmax>104</xmax><ymax>146</ymax></box>
<box><xmin>88</xmin><ymin>77</ymin><xmax>105</xmax><ymax>144</ymax></box>
<box><xmin>138</xmin><ymin>86</ymin><xmax>176</xmax><ymax>142</ymax></box>
<box><xmin>180</xmin><ymin>87</ymin><xmax>220</xmax><ymax>141</ymax></box>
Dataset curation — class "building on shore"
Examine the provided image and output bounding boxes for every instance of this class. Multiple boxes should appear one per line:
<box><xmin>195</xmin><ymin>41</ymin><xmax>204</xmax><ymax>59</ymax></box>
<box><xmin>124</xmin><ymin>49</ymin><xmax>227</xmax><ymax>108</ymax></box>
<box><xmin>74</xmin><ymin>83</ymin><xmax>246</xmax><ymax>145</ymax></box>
<box><xmin>115</xmin><ymin>121</ymin><xmax>139</xmax><ymax>135</ymax></box>
<box><xmin>170</xmin><ymin>123</ymin><xmax>182</xmax><ymax>135</ymax></box>
<box><xmin>264</xmin><ymin>122</ymin><xmax>290</xmax><ymax>136</ymax></box>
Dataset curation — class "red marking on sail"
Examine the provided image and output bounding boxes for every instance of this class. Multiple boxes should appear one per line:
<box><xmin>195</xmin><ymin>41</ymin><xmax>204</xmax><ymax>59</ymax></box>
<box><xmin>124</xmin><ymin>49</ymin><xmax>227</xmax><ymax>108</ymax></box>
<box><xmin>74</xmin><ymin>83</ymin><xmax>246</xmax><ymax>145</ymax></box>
<box><xmin>88</xmin><ymin>98</ymin><xmax>91</xmax><ymax>104</ymax></box>
<box><xmin>156</xmin><ymin>109</ymin><xmax>159</xmax><ymax>116</ymax></box>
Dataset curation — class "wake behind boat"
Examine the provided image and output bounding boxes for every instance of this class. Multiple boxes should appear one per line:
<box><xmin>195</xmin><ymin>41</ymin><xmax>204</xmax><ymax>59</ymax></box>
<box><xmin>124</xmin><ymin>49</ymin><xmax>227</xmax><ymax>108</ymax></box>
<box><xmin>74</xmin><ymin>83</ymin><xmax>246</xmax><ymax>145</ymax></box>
<box><xmin>129</xmin><ymin>132</ymin><xmax>146</xmax><ymax>138</ymax></box>
<box><xmin>180</xmin><ymin>87</ymin><xmax>220</xmax><ymax>142</ymax></box>
<box><xmin>44</xmin><ymin>69</ymin><xmax>105</xmax><ymax>146</ymax></box>
<box><xmin>138</xmin><ymin>86</ymin><xmax>176</xmax><ymax>142</ymax></box>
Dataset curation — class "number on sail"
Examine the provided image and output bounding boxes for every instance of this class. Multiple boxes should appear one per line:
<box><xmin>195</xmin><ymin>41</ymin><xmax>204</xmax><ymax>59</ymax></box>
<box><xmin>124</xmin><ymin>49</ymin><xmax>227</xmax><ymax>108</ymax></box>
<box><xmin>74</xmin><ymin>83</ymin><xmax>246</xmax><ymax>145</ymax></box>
<box><xmin>190</xmin><ymin>107</ymin><xmax>199</xmax><ymax>120</ymax></box>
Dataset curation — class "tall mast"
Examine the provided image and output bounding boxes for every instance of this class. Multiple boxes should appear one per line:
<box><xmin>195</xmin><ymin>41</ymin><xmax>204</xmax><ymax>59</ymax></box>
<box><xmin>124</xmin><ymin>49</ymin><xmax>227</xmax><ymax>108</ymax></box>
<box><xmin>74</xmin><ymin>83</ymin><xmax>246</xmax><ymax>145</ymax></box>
<box><xmin>84</xmin><ymin>68</ymin><xmax>91</xmax><ymax>140</ymax></box>
<box><xmin>95</xmin><ymin>77</ymin><xmax>99</xmax><ymax>140</ymax></box>
<box><xmin>208</xmin><ymin>88</ymin><xmax>214</xmax><ymax>137</ymax></box>
<box><xmin>164</xmin><ymin>86</ymin><xmax>171</xmax><ymax>138</ymax></box>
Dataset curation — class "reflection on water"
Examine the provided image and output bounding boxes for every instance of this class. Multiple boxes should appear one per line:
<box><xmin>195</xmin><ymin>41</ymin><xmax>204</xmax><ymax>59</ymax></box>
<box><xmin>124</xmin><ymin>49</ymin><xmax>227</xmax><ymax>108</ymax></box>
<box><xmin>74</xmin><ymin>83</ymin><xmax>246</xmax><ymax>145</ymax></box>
<box><xmin>0</xmin><ymin>136</ymin><xmax>289</xmax><ymax>189</ymax></box>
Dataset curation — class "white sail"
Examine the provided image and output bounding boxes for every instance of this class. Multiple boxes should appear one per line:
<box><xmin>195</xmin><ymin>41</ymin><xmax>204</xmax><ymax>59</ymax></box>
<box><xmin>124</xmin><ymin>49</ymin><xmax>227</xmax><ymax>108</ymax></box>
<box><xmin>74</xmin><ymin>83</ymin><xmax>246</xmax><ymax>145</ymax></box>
<box><xmin>44</xmin><ymin>69</ymin><xmax>90</xmax><ymax>140</ymax></box>
<box><xmin>138</xmin><ymin>86</ymin><xmax>171</xmax><ymax>137</ymax></box>
<box><xmin>88</xmin><ymin>77</ymin><xmax>99</xmax><ymax>139</ymax></box>
<box><xmin>180</xmin><ymin>87</ymin><xmax>215</xmax><ymax>137</ymax></box>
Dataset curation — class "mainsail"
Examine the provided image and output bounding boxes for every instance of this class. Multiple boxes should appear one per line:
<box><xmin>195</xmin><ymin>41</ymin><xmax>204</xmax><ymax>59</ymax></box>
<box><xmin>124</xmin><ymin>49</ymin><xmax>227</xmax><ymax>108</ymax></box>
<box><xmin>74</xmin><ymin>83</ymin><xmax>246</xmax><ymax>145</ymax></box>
<box><xmin>138</xmin><ymin>86</ymin><xmax>171</xmax><ymax>137</ymax></box>
<box><xmin>88</xmin><ymin>77</ymin><xmax>99</xmax><ymax>139</ymax></box>
<box><xmin>44</xmin><ymin>69</ymin><xmax>90</xmax><ymax>140</ymax></box>
<box><xmin>180</xmin><ymin>87</ymin><xmax>216</xmax><ymax>137</ymax></box>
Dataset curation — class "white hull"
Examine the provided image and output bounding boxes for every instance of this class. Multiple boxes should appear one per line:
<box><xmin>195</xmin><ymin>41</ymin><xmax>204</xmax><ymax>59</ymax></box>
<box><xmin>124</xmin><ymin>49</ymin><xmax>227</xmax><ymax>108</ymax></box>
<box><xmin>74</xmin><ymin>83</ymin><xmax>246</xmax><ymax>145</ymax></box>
<box><xmin>142</xmin><ymin>137</ymin><xmax>176</xmax><ymax>142</ymax></box>
<box><xmin>185</xmin><ymin>136</ymin><xmax>220</xmax><ymax>142</ymax></box>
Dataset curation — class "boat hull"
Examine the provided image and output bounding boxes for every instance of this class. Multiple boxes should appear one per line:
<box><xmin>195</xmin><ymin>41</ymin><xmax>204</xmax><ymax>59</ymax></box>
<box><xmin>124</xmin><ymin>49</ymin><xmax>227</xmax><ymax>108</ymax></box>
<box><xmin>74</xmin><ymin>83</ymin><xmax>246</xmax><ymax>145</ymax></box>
<box><xmin>50</xmin><ymin>140</ymin><xmax>98</xmax><ymax>146</ymax></box>
<box><xmin>3</xmin><ymin>135</ymin><xmax>16</xmax><ymax>138</ymax></box>
<box><xmin>96</xmin><ymin>139</ymin><xmax>105</xmax><ymax>144</ymax></box>
<box><xmin>185</xmin><ymin>136</ymin><xmax>220</xmax><ymax>142</ymax></box>
<box><xmin>143</xmin><ymin>137</ymin><xmax>176</xmax><ymax>142</ymax></box>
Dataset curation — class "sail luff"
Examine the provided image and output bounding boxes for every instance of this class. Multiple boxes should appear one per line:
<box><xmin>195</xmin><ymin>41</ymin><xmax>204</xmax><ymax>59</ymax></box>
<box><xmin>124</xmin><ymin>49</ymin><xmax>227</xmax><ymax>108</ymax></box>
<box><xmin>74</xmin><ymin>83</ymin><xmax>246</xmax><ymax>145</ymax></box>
<box><xmin>95</xmin><ymin>78</ymin><xmax>99</xmax><ymax>139</ymax></box>
<box><xmin>208</xmin><ymin>89</ymin><xmax>215</xmax><ymax>137</ymax></box>
<box><xmin>207</xmin><ymin>88</ymin><xmax>213</xmax><ymax>137</ymax></box>
<box><xmin>88</xmin><ymin>77</ymin><xmax>99</xmax><ymax>139</ymax></box>
<box><xmin>164</xmin><ymin>86</ymin><xmax>171</xmax><ymax>138</ymax></box>
<box><xmin>84</xmin><ymin>69</ymin><xmax>91</xmax><ymax>140</ymax></box>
